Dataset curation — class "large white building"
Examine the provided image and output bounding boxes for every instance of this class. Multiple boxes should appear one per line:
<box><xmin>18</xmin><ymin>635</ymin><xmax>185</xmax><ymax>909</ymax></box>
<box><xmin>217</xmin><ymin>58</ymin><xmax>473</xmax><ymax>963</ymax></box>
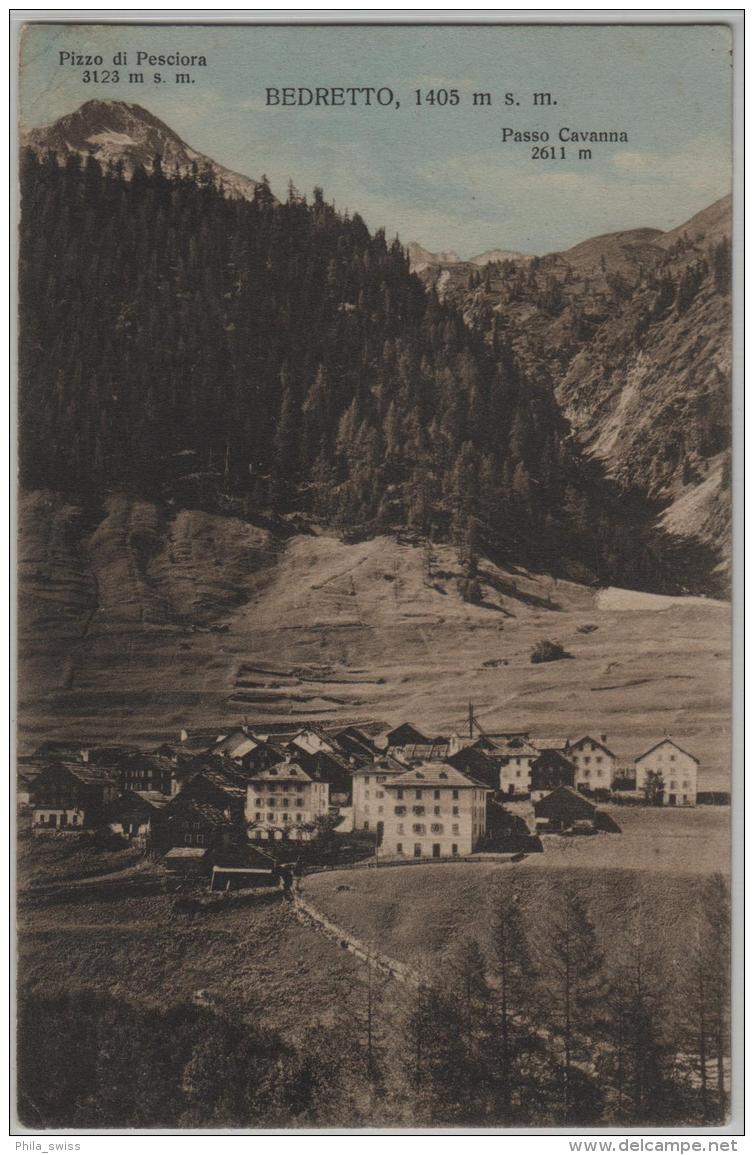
<box><xmin>634</xmin><ymin>738</ymin><xmax>699</xmax><ymax>806</ymax></box>
<box><xmin>352</xmin><ymin>761</ymin><xmax>406</xmax><ymax>837</ymax></box>
<box><xmin>379</xmin><ymin>763</ymin><xmax>488</xmax><ymax>859</ymax></box>
<box><xmin>563</xmin><ymin>735</ymin><xmax>617</xmax><ymax>791</ymax></box>
<box><xmin>492</xmin><ymin>736</ymin><xmax>540</xmax><ymax>795</ymax></box>
<box><xmin>246</xmin><ymin>761</ymin><xmax>329</xmax><ymax>841</ymax></box>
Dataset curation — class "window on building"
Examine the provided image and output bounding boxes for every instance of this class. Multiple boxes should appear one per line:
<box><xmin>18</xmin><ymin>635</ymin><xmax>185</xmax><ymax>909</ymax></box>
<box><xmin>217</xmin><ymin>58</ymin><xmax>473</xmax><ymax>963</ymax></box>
<box><xmin>415</xmin><ymin>789</ymin><xmax>423</xmax><ymax>799</ymax></box>
<box><xmin>452</xmin><ymin>844</ymin><xmax>458</xmax><ymax>856</ymax></box>
<box><xmin>413</xmin><ymin>805</ymin><xmax>425</xmax><ymax>816</ymax></box>
<box><xmin>452</xmin><ymin>806</ymin><xmax>459</xmax><ymax>816</ymax></box>
<box><xmin>267</xmin><ymin>813</ymin><xmax>274</xmax><ymax>822</ymax></box>
<box><xmin>296</xmin><ymin>799</ymin><xmax>303</xmax><ymax>807</ymax></box>
<box><xmin>377</xmin><ymin>775</ymin><xmax>386</xmax><ymax>783</ymax></box>
<box><xmin>670</xmin><ymin>755</ymin><xmax>676</xmax><ymax>762</ymax></box>
<box><xmin>397</xmin><ymin>823</ymin><xmax>404</xmax><ymax>834</ymax></box>
<box><xmin>434</xmin><ymin>789</ymin><xmax>440</xmax><ymax>800</ymax></box>
<box><xmin>396</xmin><ymin>789</ymin><xmax>403</xmax><ymax>800</ymax></box>
<box><xmin>282</xmin><ymin>813</ymin><xmax>289</xmax><ymax>822</ymax></box>
<box><xmin>430</xmin><ymin>823</ymin><xmax>443</xmax><ymax>834</ymax></box>
<box><xmin>452</xmin><ymin>789</ymin><xmax>459</xmax><ymax>800</ymax></box>
<box><xmin>376</xmin><ymin>790</ymin><xmax>384</xmax><ymax>799</ymax></box>
<box><xmin>412</xmin><ymin>823</ymin><xmax>426</xmax><ymax>835</ymax></box>
<box><xmin>396</xmin><ymin>842</ymin><xmax>403</xmax><ymax>854</ymax></box>
<box><xmin>363</xmin><ymin>775</ymin><xmax>370</xmax><ymax>785</ymax></box>
<box><xmin>596</xmin><ymin>756</ymin><xmax>602</xmax><ymax>764</ymax></box>
<box><xmin>413</xmin><ymin>844</ymin><xmax>422</xmax><ymax>858</ymax></box>
<box><xmin>394</xmin><ymin>805</ymin><xmax>406</xmax><ymax>816</ymax></box>
<box><xmin>364</xmin><ymin>789</ymin><xmax>370</xmax><ymax>798</ymax></box>
<box><xmin>255</xmin><ymin>811</ymin><xmax>261</xmax><ymax>820</ymax></box>
<box><xmin>584</xmin><ymin>756</ymin><xmax>591</xmax><ymax>765</ymax></box>
<box><xmin>363</xmin><ymin>821</ymin><xmax>369</xmax><ymax>830</ymax></box>
<box><xmin>452</xmin><ymin>824</ymin><xmax>459</xmax><ymax>835</ymax></box>
<box><xmin>378</xmin><ymin>806</ymin><xmax>383</xmax><ymax>815</ymax></box>
<box><xmin>434</xmin><ymin>805</ymin><xmax>441</xmax><ymax>816</ymax></box>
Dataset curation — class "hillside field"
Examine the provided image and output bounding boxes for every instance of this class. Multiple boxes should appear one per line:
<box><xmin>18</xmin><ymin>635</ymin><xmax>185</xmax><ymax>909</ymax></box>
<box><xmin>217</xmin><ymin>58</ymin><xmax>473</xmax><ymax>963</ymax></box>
<box><xmin>19</xmin><ymin>492</ymin><xmax>731</xmax><ymax>789</ymax></box>
<box><xmin>304</xmin><ymin>814</ymin><xmax>729</xmax><ymax>1025</ymax></box>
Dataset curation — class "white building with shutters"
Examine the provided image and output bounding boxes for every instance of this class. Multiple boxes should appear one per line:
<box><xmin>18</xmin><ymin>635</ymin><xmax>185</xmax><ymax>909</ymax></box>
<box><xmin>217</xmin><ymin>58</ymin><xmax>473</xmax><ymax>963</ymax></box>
<box><xmin>246</xmin><ymin>761</ymin><xmax>329</xmax><ymax>841</ymax></box>
<box><xmin>379</xmin><ymin>763</ymin><xmax>488</xmax><ymax>859</ymax></box>
<box><xmin>563</xmin><ymin>735</ymin><xmax>617</xmax><ymax>792</ymax></box>
<box><xmin>634</xmin><ymin>738</ymin><xmax>699</xmax><ymax>806</ymax></box>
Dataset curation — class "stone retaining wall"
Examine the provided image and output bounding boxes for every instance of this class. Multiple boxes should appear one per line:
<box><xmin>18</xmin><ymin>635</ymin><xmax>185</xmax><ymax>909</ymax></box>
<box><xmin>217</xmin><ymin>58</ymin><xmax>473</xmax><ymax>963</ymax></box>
<box><xmin>292</xmin><ymin>890</ymin><xmax>423</xmax><ymax>987</ymax></box>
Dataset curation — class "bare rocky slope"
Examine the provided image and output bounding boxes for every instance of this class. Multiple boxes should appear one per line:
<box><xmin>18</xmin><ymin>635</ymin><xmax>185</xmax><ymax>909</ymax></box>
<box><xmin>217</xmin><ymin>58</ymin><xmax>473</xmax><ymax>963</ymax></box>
<box><xmin>414</xmin><ymin>196</ymin><xmax>732</xmax><ymax>572</ymax></box>
<box><xmin>19</xmin><ymin>491</ymin><xmax>730</xmax><ymax>788</ymax></box>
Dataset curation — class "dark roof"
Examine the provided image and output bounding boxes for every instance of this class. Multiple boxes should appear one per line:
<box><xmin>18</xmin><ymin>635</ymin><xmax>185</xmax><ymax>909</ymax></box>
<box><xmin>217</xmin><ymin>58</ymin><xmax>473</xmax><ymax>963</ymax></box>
<box><xmin>565</xmin><ymin>735</ymin><xmax>616</xmax><ymax>759</ymax></box>
<box><xmin>164</xmin><ymin>796</ymin><xmax>231</xmax><ymax>826</ymax></box>
<box><xmin>533</xmin><ymin>785</ymin><xmax>597</xmax><ymax>818</ymax></box>
<box><xmin>85</xmin><ymin>745</ymin><xmax>140</xmax><ymax>765</ymax></box>
<box><xmin>385</xmin><ymin>723</ymin><xmax>430</xmax><ymax>745</ymax></box>
<box><xmin>387</xmin><ymin>763</ymin><xmax>489</xmax><ymax>790</ymax></box>
<box><xmin>187</xmin><ymin>767</ymin><xmax>247</xmax><ymax>798</ymax></box>
<box><xmin>531</xmin><ymin>749</ymin><xmax>577</xmax><ymax>771</ymax></box>
<box><xmin>51</xmin><ymin>763</ymin><xmax>118</xmax><ymax>787</ymax></box>
<box><xmin>634</xmin><ymin>738</ymin><xmax>699</xmax><ymax>765</ymax></box>
<box><xmin>118</xmin><ymin>752</ymin><xmax>174</xmax><ymax>772</ymax></box>
<box><xmin>249</xmin><ymin>761</ymin><xmax>314</xmax><ymax>783</ymax></box>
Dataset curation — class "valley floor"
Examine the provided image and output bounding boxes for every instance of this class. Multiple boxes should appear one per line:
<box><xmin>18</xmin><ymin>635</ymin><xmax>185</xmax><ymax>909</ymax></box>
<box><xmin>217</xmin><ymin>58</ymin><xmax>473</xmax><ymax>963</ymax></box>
<box><xmin>19</xmin><ymin>496</ymin><xmax>732</xmax><ymax>790</ymax></box>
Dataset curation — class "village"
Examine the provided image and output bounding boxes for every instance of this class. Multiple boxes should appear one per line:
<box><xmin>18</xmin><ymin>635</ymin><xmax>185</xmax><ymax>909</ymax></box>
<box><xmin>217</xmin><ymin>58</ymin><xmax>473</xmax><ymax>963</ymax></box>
<box><xmin>18</xmin><ymin>711</ymin><xmax>715</xmax><ymax>889</ymax></box>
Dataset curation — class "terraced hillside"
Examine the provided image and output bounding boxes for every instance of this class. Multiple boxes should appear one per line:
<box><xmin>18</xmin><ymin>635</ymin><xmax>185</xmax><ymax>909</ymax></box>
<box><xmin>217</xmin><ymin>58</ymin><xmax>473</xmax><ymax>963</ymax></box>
<box><xmin>18</xmin><ymin>491</ymin><xmax>730</xmax><ymax>789</ymax></box>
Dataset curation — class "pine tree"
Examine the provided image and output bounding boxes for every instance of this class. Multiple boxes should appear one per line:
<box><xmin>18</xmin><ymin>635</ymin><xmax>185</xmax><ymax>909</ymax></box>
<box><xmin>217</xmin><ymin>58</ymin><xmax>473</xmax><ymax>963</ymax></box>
<box><xmin>545</xmin><ymin>887</ymin><xmax>609</xmax><ymax>1123</ymax></box>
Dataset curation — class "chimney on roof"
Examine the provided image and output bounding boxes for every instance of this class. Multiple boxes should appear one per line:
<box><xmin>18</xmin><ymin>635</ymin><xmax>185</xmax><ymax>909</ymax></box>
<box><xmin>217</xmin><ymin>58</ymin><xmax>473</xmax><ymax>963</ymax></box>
<box><xmin>600</xmin><ymin>733</ymin><xmax>608</xmax><ymax>744</ymax></box>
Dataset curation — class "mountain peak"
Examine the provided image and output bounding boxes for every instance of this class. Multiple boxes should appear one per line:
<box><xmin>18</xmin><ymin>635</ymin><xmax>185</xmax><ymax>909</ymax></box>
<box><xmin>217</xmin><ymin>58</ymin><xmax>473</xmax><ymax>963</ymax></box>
<box><xmin>22</xmin><ymin>98</ymin><xmax>265</xmax><ymax>200</ymax></box>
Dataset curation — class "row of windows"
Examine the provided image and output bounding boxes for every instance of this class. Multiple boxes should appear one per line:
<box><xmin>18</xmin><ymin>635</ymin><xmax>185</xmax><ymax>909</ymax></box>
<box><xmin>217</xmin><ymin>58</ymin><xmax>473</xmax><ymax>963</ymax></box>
<box><xmin>395</xmin><ymin>822</ymin><xmax>460</xmax><ymax>836</ymax></box>
<box><xmin>256</xmin><ymin>797</ymin><xmax>305</xmax><ymax>807</ymax></box>
<box><xmin>360</xmin><ymin>775</ymin><xmax>387</xmax><ymax>785</ymax></box>
<box><xmin>394</xmin><ymin>788</ymin><xmax>461</xmax><ymax>801</ymax></box>
<box><xmin>254</xmin><ymin>812</ymin><xmax>305</xmax><ymax>823</ymax></box>
<box><xmin>251</xmin><ymin>784</ymin><xmax>305</xmax><ymax>794</ymax></box>
<box><xmin>361</xmin><ymin>789</ymin><xmax>385</xmax><ymax>799</ymax></box>
<box><xmin>394</xmin><ymin>804</ymin><xmax>460</xmax><ymax>817</ymax></box>
<box><xmin>395</xmin><ymin>843</ymin><xmax>459</xmax><ymax>857</ymax></box>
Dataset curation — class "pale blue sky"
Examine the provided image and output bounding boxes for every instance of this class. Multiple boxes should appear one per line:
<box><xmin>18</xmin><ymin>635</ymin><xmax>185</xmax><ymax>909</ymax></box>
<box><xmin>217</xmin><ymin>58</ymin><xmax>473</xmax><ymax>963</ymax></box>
<box><xmin>19</xmin><ymin>22</ymin><xmax>732</xmax><ymax>255</ymax></box>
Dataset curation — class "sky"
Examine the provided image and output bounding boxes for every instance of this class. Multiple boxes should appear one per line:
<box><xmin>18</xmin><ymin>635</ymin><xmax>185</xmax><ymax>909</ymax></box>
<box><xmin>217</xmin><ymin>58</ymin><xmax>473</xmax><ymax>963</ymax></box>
<box><xmin>19</xmin><ymin>21</ymin><xmax>733</xmax><ymax>256</ymax></box>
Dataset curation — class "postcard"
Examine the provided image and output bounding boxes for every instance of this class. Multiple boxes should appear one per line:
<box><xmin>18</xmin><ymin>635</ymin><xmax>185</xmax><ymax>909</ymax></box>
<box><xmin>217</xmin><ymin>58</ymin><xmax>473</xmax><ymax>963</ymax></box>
<box><xmin>14</xmin><ymin>13</ymin><xmax>740</xmax><ymax>1135</ymax></box>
